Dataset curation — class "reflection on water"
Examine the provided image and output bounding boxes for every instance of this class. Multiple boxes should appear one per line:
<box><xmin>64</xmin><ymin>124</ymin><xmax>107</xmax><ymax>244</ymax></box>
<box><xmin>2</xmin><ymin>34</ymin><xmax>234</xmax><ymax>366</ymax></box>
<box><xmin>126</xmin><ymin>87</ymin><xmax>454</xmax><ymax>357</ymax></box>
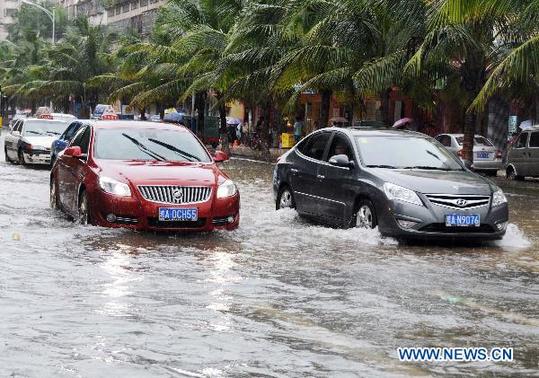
<box><xmin>0</xmin><ymin>141</ymin><xmax>538</xmax><ymax>376</ymax></box>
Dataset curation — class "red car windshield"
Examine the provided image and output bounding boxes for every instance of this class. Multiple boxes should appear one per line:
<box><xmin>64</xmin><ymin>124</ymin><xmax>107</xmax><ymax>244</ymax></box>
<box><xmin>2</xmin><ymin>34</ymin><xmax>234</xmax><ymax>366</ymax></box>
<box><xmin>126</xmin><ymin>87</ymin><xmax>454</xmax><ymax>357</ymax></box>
<box><xmin>94</xmin><ymin>128</ymin><xmax>211</xmax><ymax>163</ymax></box>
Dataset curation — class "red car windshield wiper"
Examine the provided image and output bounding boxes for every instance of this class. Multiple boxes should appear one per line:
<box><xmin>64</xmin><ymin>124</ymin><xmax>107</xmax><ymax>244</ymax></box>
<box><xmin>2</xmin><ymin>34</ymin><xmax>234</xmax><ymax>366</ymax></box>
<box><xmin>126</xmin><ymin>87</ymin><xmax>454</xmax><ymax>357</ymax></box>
<box><xmin>122</xmin><ymin>133</ymin><xmax>167</xmax><ymax>162</ymax></box>
<box><xmin>147</xmin><ymin>138</ymin><xmax>200</xmax><ymax>162</ymax></box>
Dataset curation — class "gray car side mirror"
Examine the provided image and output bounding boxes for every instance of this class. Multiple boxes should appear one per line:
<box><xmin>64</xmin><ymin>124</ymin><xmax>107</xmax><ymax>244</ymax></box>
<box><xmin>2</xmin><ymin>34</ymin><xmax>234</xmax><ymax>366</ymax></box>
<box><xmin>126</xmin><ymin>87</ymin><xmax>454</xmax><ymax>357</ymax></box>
<box><xmin>329</xmin><ymin>154</ymin><xmax>354</xmax><ymax>168</ymax></box>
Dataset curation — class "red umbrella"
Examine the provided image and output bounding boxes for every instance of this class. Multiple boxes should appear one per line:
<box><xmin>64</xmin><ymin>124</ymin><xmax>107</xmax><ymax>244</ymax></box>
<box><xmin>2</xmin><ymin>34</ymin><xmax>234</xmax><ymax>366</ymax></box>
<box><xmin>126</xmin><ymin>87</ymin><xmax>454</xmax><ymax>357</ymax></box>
<box><xmin>392</xmin><ymin>117</ymin><xmax>413</xmax><ymax>129</ymax></box>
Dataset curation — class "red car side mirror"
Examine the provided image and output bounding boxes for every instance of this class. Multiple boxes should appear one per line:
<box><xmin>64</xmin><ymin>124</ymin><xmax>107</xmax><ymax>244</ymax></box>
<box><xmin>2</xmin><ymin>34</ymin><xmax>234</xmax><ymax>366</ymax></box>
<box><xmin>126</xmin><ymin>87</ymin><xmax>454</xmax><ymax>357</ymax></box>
<box><xmin>214</xmin><ymin>150</ymin><xmax>229</xmax><ymax>163</ymax></box>
<box><xmin>64</xmin><ymin>146</ymin><xmax>83</xmax><ymax>158</ymax></box>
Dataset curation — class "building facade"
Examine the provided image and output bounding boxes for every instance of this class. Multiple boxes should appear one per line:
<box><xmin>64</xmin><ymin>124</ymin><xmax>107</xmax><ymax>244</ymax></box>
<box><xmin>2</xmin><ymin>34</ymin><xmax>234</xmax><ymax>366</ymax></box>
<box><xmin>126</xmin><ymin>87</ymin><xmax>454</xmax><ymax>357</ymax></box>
<box><xmin>58</xmin><ymin>0</ymin><xmax>165</xmax><ymax>35</ymax></box>
<box><xmin>58</xmin><ymin>0</ymin><xmax>107</xmax><ymax>25</ymax></box>
<box><xmin>105</xmin><ymin>0</ymin><xmax>165</xmax><ymax>35</ymax></box>
<box><xmin>0</xmin><ymin>0</ymin><xmax>19</xmax><ymax>40</ymax></box>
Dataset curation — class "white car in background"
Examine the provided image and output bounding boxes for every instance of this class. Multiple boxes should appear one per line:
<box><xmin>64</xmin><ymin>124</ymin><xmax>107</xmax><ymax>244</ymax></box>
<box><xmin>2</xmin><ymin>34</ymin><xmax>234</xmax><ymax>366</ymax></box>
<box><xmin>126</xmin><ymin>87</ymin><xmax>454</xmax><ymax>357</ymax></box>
<box><xmin>435</xmin><ymin>133</ymin><xmax>503</xmax><ymax>176</ymax></box>
<box><xmin>51</xmin><ymin>113</ymin><xmax>77</xmax><ymax>122</ymax></box>
<box><xmin>4</xmin><ymin>118</ymin><xmax>68</xmax><ymax>166</ymax></box>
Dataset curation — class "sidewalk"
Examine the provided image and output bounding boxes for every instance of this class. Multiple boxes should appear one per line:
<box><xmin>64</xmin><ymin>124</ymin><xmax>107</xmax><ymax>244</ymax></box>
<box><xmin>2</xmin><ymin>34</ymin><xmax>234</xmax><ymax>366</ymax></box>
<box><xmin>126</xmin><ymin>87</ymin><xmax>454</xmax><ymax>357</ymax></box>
<box><xmin>228</xmin><ymin>145</ymin><xmax>290</xmax><ymax>162</ymax></box>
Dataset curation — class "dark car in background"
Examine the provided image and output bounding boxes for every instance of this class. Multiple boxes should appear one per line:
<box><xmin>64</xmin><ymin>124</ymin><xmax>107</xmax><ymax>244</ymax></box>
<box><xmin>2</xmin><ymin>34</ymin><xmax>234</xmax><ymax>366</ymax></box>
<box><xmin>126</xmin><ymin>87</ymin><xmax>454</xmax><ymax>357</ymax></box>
<box><xmin>91</xmin><ymin>104</ymin><xmax>114</xmax><ymax>120</ymax></box>
<box><xmin>273</xmin><ymin>128</ymin><xmax>508</xmax><ymax>240</ymax></box>
<box><xmin>506</xmin><ymin>126</ymin><xmax>539</xmax><ymax>180</ymax></box>
<box><xmin>50</xmin><ymin>120</ymin><xmax>84</xmax><ymax>167</ymax></box>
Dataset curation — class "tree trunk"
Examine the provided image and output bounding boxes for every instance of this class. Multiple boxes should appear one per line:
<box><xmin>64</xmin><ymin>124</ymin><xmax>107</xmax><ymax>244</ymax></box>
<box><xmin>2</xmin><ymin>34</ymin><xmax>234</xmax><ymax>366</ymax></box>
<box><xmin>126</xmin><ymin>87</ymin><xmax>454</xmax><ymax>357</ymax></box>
<box><xmin>535</xmin><ymin>95</ymin><xmax>539</xmax><ymax>124</ymax></box>
<box><xmin>140</xmin><ymin>107</ymin><xmax>147</xmax><ymax>120</ymax></box>
<box><xmin>195</xmin><ymin>92</ymin><xmax>206</xmax><ymax>136</ymax></box>
<box><xmin>261</xmin><ymin>101</ymin><xmax>272</xmax><ymax>159</ymax></box>
<box><xmin>320</xmin><ymin>90</ymin><xmax>332</xmax><ymax>127</ymax></box>
<box><xmin>463</xmin><ymin>112</ymin><xmax>476</xmax><ymax>164</ymax></box>
<box><xmin>218</xmin><ymin>97</ymin><xmax>229</xmax><ymax>154</ymax></box>
<box><xmin>379</xmin><ymin>88</ymin><xmax>392</xmax><ymax>125</ymax></box>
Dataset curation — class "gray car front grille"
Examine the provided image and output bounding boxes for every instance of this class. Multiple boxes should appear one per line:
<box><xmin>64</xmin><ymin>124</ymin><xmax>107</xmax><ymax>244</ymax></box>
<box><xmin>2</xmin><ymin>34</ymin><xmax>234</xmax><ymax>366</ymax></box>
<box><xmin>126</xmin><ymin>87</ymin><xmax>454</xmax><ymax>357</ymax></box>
<box><xmin>138</xmin><ymin>185</ymin><xmax>212</xmax><ymax>204</ymax></box>
<box><xmin>425</xmin><ymin>194</ymin><xmax>490</xmax><ymax>209</ymax></box>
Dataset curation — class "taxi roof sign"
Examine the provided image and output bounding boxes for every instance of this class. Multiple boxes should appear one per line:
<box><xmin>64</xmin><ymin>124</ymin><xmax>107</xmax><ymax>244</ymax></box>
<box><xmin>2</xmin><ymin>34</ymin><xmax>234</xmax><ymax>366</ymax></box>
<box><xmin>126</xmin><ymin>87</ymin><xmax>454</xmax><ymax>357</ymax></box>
<box><xmin>38</xmin><ymin>113</ymin><xmax>53</xmax><ymax>120</ymax></box>
<box><xmin>101</xmin><ymin>113</ymin><xmax>119</xmax><ymax>120</ymax></box>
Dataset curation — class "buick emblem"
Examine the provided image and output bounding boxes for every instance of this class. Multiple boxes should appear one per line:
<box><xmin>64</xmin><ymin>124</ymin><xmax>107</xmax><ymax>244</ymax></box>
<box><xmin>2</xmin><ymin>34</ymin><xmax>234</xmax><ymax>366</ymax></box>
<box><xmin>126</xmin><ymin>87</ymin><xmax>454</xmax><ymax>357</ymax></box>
<box><xmin>172</xmin><ymin>189</ymin><xmax>183</xmax><ymax>201</ymax></box>
<box><xmin>455</xmin><ymin>199</ymin><xmax>467</xmax><ymax>207</ymax></box>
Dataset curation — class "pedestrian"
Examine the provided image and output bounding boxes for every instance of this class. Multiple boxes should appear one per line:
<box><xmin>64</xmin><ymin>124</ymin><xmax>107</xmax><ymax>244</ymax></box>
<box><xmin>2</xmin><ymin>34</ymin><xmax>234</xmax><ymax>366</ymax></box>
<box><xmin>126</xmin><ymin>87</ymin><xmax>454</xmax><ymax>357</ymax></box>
<box><xmin>293</xmin><ymin>116</ymin><xmax>304</xmax><ymax>144</ymax></box>
<box><xmin>255</xmin><ymin>116</ymin><xmax>264</xmax><ymax>134</ymax></box>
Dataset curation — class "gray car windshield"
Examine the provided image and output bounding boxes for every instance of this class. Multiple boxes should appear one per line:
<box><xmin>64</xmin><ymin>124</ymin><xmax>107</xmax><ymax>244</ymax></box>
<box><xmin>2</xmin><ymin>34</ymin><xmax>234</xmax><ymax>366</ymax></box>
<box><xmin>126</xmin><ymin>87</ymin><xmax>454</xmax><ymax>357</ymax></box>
<box><xmin>94</xmin><ymin>128</ymin><xmax>211</xmax><ymax>162</ymax></box>
<box><xmin>23</xmin><ymin>120</ymin><xmax>67</xmax><ymax>136</ymax></box>
<box><xmin>355</xmin><ymin>135</ymin><xmax>463</xmax><ymax>170</ymax></box>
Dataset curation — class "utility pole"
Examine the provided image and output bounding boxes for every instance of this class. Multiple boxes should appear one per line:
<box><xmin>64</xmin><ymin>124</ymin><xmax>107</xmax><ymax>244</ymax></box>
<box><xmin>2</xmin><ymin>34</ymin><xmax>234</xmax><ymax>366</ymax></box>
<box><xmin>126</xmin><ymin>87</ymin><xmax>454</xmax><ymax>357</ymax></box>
<box><xmin>20</xmin><ymin>0</ymin><xmax>55</xmax><ymax>43</ymax></box>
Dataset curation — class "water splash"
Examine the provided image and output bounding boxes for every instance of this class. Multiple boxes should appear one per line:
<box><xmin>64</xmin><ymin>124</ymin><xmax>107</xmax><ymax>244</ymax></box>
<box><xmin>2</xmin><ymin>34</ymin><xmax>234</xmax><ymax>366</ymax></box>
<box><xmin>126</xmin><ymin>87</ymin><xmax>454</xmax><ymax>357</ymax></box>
<box><xmin>495</xmin><ymin>223</ymin><xmax>532</xmax><ymax>250</ymax></box>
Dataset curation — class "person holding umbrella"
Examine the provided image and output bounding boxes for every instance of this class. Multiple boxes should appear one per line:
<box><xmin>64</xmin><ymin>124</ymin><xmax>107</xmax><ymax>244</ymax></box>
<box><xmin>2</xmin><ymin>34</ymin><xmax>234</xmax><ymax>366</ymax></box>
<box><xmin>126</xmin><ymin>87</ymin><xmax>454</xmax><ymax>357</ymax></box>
<box><xmin>392</xmin><ymin>117</ymin><xmax>414</xmax><ymax>131</ymax></box>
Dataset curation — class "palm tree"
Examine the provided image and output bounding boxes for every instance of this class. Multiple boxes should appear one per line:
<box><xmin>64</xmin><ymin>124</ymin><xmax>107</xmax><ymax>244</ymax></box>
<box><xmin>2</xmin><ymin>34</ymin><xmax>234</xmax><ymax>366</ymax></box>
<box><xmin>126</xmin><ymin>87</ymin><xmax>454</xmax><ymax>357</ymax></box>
<box><xmin>0</xmin><ymin>16</ymin><xmax>116</xmax><ymax>115</ymax></box>
<box><xmin>267</xmin><ymin>0</ymin><xmax>426</xmax><ymax>127</ymax></box>
<box><xmin>470</xmin><ymin>0</ymin><xmax>539</xmax><ymax>121</ymax></box>
<box><xmin>31</xmin><ymin>17</ymin><xmax>117</xmax><ymax>115</ymax></box>
<box><xmin>403</xmin><ymin>0</ymin><xmax>536</xmax><ymax>161</ymax></box>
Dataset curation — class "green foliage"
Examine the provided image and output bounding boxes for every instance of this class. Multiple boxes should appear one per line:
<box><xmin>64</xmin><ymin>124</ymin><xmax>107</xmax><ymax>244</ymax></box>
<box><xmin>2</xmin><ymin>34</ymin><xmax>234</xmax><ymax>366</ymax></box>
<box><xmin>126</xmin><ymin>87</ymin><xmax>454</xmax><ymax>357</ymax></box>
<box><xmin>1</xmin><ymin>0</ymin><xmax>538</xmax><ymax>128</ymax></box>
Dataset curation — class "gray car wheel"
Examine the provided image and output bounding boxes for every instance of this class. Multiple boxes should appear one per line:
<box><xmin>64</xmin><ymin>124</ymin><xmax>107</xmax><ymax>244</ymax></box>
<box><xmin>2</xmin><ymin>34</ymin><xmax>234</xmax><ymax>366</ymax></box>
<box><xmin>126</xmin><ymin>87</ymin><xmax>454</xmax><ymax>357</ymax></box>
<box><xmin>276</xmin><ymin>186</ymin><xmax>295</xmax><ymax>210</ymax></box>
<box><xmin>354</xmin><ymin>200</ymin><xmax>377</xmax><ymax>229</ymax></box>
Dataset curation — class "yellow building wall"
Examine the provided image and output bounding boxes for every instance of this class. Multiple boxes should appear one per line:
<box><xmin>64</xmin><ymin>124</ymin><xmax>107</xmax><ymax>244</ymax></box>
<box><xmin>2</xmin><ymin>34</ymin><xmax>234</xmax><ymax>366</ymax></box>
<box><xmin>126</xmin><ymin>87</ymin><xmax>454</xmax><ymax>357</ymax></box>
<box><xmin>228</xmin><ymin>101</ymin><xmax>245</xmax><ymax>120</ymax></box>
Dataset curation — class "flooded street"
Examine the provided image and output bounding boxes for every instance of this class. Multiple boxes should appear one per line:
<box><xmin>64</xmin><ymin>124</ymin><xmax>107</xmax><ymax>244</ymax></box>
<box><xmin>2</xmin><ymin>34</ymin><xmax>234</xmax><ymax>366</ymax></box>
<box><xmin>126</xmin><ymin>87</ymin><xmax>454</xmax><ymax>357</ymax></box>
<box><xmin>0</xmin><ymin>133</ymin><xmax>538</xmax><ymax>376</ymax></box>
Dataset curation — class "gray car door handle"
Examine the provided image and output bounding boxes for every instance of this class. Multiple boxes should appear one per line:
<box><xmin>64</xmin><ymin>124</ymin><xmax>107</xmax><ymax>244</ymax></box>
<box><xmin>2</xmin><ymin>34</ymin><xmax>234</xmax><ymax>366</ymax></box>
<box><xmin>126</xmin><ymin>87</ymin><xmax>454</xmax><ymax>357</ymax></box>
<box><xmin>290</xmin><ymin>168</ymin><xmax>299</xmax><ymax>174</ymax></box>
<box><xmin>317</xmin><ymin>174</ymin><xmax>325</xmax><ymax>179</ymax></box>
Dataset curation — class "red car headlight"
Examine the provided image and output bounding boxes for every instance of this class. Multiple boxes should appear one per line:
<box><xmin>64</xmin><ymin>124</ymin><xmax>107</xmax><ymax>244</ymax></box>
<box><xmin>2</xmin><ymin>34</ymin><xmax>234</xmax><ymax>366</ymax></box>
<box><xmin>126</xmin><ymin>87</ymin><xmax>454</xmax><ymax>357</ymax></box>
<box><xmin>99</xmin><ymin>176</ymin><xmax>132</xmax><ymax>197</ymax></box>
<box><xmin>217</xmin><ymin>179</ymin><xmax>237</xmax><ymax>198</ymax></box>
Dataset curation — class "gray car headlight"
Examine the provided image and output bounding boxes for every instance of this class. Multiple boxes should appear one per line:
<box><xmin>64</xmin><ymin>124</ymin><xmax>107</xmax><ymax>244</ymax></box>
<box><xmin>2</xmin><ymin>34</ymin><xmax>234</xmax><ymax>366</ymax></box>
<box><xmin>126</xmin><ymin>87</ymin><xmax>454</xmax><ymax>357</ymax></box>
<box><xmin>492</xmin><ymin>189</ymin><xmax>507</xmax><ymax>207</ymax></box>
<box><xmin>383</xmin><ymin>182</ymin><xmax>423</xmax><ymax>206</ymax></box>
<box><xmin>217</xmin><ymin>179</ymin><xmax>237</xmax><ymax>198</ymax></box>
<box><xmin>99</xmin><ymin>176</ymin><xmax>132</xmax><ymax>197</ymax></box>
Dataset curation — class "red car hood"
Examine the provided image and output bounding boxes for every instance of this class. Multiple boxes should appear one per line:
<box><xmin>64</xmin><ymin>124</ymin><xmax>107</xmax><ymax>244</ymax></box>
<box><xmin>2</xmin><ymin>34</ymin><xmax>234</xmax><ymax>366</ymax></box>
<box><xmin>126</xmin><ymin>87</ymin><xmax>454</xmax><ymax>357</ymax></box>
<box><xmin>95</xmin><ymin>160</ymin><xmax>223</xmax><ymax>186</ymax></box>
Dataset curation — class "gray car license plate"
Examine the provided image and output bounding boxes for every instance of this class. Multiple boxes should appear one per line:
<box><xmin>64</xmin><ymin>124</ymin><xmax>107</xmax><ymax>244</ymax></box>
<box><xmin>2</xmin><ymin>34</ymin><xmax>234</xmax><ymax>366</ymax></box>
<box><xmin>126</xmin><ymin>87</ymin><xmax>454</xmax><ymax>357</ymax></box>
<box><xmin>159</xmin><ymin>208</ymin><xmax>198</xmax><ymax>221</ymax></box>
<box><xmin>445</xmin><ymin>214</ymin><xmax>480</xmax><ymax>227</ymax></box>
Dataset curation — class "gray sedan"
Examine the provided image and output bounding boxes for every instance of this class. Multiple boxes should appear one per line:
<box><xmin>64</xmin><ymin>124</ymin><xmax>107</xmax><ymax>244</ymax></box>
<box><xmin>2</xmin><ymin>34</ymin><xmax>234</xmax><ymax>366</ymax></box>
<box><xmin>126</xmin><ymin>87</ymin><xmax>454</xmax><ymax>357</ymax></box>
<box><xmin>273</xmin><ymin>128</ymin><xmax>508</xmax><ymax>240</ymax></box>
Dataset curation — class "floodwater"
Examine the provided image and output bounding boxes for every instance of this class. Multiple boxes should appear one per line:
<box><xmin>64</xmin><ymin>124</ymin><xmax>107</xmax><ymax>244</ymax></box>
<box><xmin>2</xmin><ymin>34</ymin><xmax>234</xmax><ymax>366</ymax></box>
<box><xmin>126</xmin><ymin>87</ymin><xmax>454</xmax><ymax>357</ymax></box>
<box><xmin>0</xmin><ymin>133</ymin><xmax>537</xmax><ymax>377</ymax></box>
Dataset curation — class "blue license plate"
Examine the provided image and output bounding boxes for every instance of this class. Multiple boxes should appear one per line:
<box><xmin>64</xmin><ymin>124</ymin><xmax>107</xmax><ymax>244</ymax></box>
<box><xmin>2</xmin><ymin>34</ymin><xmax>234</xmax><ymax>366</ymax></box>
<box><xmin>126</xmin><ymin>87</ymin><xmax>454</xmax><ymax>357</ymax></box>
<box><xmin>445</xmin><ymin>214</ymin><xmax>480</xmax><ymax>227</ymax></box>
<box><xmin>476</xmin><ymin>151</ymin><xmax>490</xmax><ymax>159</ymax></box>
<box><xmin>159</xmin><ymin>208</ymin><xmax>198</xmax><ymax>221</ymax></box>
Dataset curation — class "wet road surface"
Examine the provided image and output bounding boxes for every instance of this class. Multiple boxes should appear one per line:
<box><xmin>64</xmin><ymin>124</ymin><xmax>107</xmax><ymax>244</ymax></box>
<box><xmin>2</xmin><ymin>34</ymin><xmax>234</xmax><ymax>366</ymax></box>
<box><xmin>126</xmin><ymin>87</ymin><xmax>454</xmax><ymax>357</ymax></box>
<box><xmin>0</xmin><ymin>133</ymin><xmax>538</xmax><ymax>376</ymax></box>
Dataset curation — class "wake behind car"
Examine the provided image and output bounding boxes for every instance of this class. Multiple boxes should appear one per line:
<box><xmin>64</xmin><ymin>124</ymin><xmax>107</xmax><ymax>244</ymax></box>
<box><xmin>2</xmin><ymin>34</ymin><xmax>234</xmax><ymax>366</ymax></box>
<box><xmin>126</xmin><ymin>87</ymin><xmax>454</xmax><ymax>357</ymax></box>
<box><xmin>273</xmin><ymin>128</ymin><xmax>508</xmax><ymax>240</ymax></box>
<box><xmin>50</xmin><ymin>121</ymin><xmax>240</xmax><ymax>232</ymax></box>
<box><xmin>4</xmin><ymin>118</ymin><xmax>68</xmax><ymax>166</ymax></box>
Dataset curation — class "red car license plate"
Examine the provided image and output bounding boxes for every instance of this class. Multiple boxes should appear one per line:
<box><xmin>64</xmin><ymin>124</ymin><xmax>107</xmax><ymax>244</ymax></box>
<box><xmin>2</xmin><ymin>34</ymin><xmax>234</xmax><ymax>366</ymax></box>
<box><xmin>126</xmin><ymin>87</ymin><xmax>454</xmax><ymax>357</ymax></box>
<box><xmin>159</xmin><ymin>208</ymin><xmax>198</xmax><ymax>221</ymax></box>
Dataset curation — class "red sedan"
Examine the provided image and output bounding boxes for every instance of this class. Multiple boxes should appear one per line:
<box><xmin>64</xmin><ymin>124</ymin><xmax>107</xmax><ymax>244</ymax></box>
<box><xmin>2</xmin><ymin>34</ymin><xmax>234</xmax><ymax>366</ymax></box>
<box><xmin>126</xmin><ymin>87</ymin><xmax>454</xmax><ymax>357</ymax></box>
<box><xmin>50</xmin><ymin>121</ymin><xmax>240</xmax><ymax>232</ymax></box>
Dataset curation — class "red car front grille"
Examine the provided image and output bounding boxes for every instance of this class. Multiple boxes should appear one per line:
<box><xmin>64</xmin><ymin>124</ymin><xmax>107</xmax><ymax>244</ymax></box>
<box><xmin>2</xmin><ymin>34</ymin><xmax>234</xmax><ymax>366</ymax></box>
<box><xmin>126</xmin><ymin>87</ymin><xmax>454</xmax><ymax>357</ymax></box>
<box><xmin>138</xmin><ymin>185</ymin><xmax>212</xmax><ymax>204</ymax></box>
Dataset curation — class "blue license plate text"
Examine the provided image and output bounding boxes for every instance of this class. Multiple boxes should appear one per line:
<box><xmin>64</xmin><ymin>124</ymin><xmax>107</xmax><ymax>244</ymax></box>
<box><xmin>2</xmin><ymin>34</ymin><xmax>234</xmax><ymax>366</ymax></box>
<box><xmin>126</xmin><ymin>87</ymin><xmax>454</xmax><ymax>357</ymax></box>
<box><xmin>445</xmin><ymin>214</ymin><xmax>480</xmax><ymax>227</ymax></box>
<box><xmin>159</xmin><ymin>208</ymin><xmax>198</xmax><ymax>221</ymax></box>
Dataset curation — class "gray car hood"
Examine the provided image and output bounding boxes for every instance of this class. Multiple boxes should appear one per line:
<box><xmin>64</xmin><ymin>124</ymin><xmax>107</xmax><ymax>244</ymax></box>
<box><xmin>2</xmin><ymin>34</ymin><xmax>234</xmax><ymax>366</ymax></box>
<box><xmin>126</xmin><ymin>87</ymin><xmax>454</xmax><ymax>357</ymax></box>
<box><xmin>370</xmin><ymin>168</ymin><xmax>494</xmax><ymax>195</ymax></box>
